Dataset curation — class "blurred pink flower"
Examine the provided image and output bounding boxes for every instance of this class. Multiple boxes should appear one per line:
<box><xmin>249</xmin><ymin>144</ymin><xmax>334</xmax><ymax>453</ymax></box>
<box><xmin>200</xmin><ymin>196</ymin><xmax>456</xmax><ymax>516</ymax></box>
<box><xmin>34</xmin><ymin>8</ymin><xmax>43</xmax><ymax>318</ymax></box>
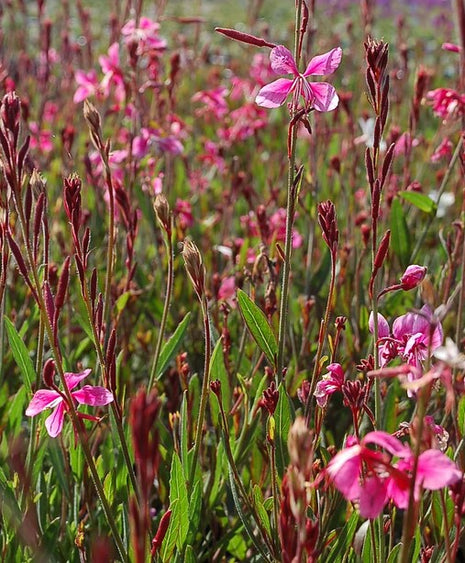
<box><xmin>121</xmin><ymin>17</ymin><xmax>166</xmax><ymax>53</ymax></box>
<box><xmin>25</xmin><ymin>369</ymin><xmax>113</xmax><ymax>437</ymax></box>
<box><xmin>192</xmin><ymin>87</ymin><xmax>229</xmax><ymax>119</ymax></box>
<box><xmin>431</xmin><ymin>137</ymin><xmax>453</xmax><ymax>163</ymax></box>
<box><xmin>74</xmin><ymin>69</ymin><xmax>101</xmax><ymax>103</ymax></box>
<box><xmin>255</xmin><ymin>44</ymin><xmax>342</xmax><ymax>111</ymax></box>
<box><xmin>174</xmin><ymin>199</ymin><xmax>193</xmax><ymax>230</ymax></box>
<box><xmin>99</xmin><ymin>43</ymin><xmax>126</xmax><ymax>103</ymax></box>
<box><xmin>327</xmin><ymin>431</ymin><xmax>461</xmax><ymax>519</ymax></box>
<box><xmin>314</xmin><ymin>363</ymin><xmax>344</xmax><ymax>408</ymax></box>
<box><xmin>426</xmin><ymin>88</ymin><xmax>465</xmax><ymax>120</ymax></box>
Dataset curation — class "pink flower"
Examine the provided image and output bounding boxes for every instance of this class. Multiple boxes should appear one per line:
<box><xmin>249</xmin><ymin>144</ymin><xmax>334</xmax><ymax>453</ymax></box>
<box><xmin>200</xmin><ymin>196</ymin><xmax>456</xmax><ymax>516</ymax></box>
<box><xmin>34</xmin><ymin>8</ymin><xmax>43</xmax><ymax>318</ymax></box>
<box><xmin>426</xmin><ymin>88</ymin><xmax>465</xmax><ymax>120</ymax></box>
<box><xmin>74</xmin><ymin>69</ymin><xmax>101</xmax><ymax>103</ymax></box>
<box><xmin>314</xmin><ymin>363</ymin><xmax>344</xmax><ymax>408</ymax></box>
<box><xmin>431</xmin><ymin>137</ymin><xmax>453</xmax><ymax>163</ymax></box>
<box><xmin>255</xmin><ymin>44</ymin><xmax>342</xmax><ymax>111</ymax></box>
<box><xmin>442</xmin><ymin>42</ymin><xmax>461</xmax><ymax>53</ymax></box>
<box><xmin>99</xmin><ymin>43</ymin><xmax>126</xmax><ymax>103</ymax></box>
<box><xmin>400</xmin><ymin>264</ymin><xmax>427</xmax><ymax>290</ymax></box>
<box><xmin>327</xmin><ymin>431</ymin><xmax>461</xmax><ymax>519</ymax></box>
<box><xmin>121</xmin><ymin>17</ymin><xmax>166</xmax><ymax>53</ymax></box>
<box><xmin>369</xmin><ymin>305</ymin><xmax>443</xmax><ymax>369</ymax></box>
<box><xmin>25</xmin><ymin>369</ymin><xmax>114</xmax><ymax>437</ymax></box>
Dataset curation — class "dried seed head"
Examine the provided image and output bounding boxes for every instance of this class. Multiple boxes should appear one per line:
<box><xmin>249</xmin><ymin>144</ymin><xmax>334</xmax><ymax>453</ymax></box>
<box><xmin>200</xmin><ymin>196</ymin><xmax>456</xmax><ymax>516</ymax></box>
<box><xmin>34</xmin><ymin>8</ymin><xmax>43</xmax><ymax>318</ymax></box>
<box><xmin>181</xmin><ymin>238</ymin><xmax>205</xmax><ymax>300</ymax></box>
<box><xmin>288</xmin><ymin>416</ymin><xmax>313</xmax><ymax>476</ymax></box>
<box><xmin>153</xmin><ymin>193</ymin><xmax>171</xmax><ymax>235</ymax></box>
<box><xmin>83</xmin><ymin>99</ymin><xmax>103</xmax><ymax>150</ymax></box>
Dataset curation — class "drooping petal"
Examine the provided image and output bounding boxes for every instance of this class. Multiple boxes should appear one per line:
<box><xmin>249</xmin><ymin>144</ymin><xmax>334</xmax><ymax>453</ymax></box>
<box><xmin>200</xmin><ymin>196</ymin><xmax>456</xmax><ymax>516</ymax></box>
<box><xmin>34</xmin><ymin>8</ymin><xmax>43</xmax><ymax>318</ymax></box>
<box><xmin>25</xmin><ymin>389</ymin><xmax>62</xmax><ymax>416</ymax></box>
<box><xmin>255</xmin><ymin>78</ymin><xmax>294</xmax><ymax>108</ymax></box>
<box><xmin>72</xmin><ymin>385</ymin><xmax>114</xmax><ymax>406</ymax></box>
<box><xmin>269</xmin><ymin>45</ymin><xmax>298</xmax><ymax>76</ymax></box>
<box><xmin>326</xmin><ymin>445</ymin><xmax>362</xmax><ymax>501</ymax></box>
<box><xmin>387</xmin><ymin>466</ymin><xmax>411</xmax><ymax>509</ymax></box>
<box><xmin>363</xmin><ymin>431</ymin><xmax>411</xmax><ymax>458</ymax></box>
<box><xmin>416</xmin><ymin>450</ymin><xmax>462</xmax><ymax>490</ymax></box>
<box><xmin>64</xmin><ymin>368</ymin><xmax>92</xmax><ymax>391</ymax></box>
<box><xmin>304</xmin><ymin>47</ymin><xmax>342</xmax><ymax>76</ymax></box>
<box><xmin>359</xmin><ymin>476</ymin><xmax>388</xmax><ymax>519</ymax></box>
<box><xmin>45</xmin><ymin>402</ymin><xmax>66</xmax><ymax>437</ymax></box>
<box><xmin>308</xmin><ymin>82</ymin><xmax>339</xmax><ymax>112</ymax></box>
<box><xmin>369</xmin><ymin>312</ymin><xmax>390</xmax><ymax>339</ymax></box>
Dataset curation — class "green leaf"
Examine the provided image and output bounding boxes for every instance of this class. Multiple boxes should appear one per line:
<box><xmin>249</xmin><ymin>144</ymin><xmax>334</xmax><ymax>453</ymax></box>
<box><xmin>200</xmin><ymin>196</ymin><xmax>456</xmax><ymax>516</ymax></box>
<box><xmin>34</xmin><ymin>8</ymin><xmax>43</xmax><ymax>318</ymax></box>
<box><xmin>275</xmin><ymin>383</ymin><xmax>293</xmax><ymax>477</ymax></box>
<box><xmin>325</xmin><ymin>511</ymin><xmax>359</xmax><ymax>563</ymax></box>
<box><xmin>390</xmin><ymin>198</ymin><xmax>411</xmax><ymax>268</ymax></box>
<box><xmin>166</xmin><ymin>453</ymin><xmax>189</xmax><ymax>553</ymax></box>
<box><xmin>115</xmin><ymin>291</ymin><xmax>131</xmax><ymax>313</ymax></box>
<box><xmin>252</xmin><ymin>485</ymin><xmax>271</xmax><ymax>537</ymax></box>
<box><xmin>156</xmin><ymin>313</ymin><xmax>192</xmax><ymax>380</ymax></box>
<box><xmin>4</xmin><ymin>317</ymin><xmax>35</xmax><ymax>395</ymax></box>
<box><xmin>184</xmin><ymin>545</ymin><xmax>197</xmax><ymax>563</ymax></box>
<box><xmin>458</xmin><ymin>396</ymin><xmax>465</xmax><ymax>434</ymax></box>
<box><xmin>186</xmin><ymin>480</ymin><xmax>202</xmax><ymax>545</ymax></box>
<box><xmin>386</xmin><ymin>543</ymin><xmax>401</xmax><ymax>563</ymax></box>
<box><xmin>236</xmin><ymin>289</ymin><xmax>277</xmax><ymax>369</ymax></box>
<box><xmin>399</xmin><ymin>191</ymin><xmax>436</xmax><ymax>214</ymax></box>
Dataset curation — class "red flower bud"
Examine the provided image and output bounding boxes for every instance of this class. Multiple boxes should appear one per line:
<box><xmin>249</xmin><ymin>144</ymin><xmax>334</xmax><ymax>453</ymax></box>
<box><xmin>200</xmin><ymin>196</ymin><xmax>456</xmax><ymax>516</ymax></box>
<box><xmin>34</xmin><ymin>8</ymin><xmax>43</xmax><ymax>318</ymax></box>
<box><xmin>400</xmin><ymin>264</ymin><xmax>427</xmax><ymax>290</ymax></box>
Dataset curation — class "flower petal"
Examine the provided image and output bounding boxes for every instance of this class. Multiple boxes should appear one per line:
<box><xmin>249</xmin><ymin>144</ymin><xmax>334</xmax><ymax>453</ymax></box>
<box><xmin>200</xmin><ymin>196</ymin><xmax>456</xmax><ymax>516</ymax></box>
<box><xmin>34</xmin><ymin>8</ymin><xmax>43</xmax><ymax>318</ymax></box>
<box><xmin>359</xmin><ymin>476</ymin><xmax>388</xmax><ymax>519</ymax></box>
<box><xmin>369</xmin><ymin>312</ymin><xmax>390</xmax><ymax>338</ymax></box>
<box><xmin>25</xmin><ymin>390</ymin><xmax>61</xmax><ymax>416</ymax></box>
<box><xmin>326</xmin><ymin>445</ymin><xmax>361</xmax><ymax>501</ymax></box>
<box><xmin>308</xmin><ymin>82</ymin><xmax>339</xmax><ymax>112</ymax></box>
<box><xmin>45</xmin><ymin>402</ymin><xmax>66</xmax><ymax>437</ymax></box>
<box><xmin>64</xmin><ymin>368</ymin><xmax>92</xmax><ymax>391</ymax></box>
<box><xmin>417</xmin><ymin>450</ymin><xmax>462</xmax><ymax>490</ymax></box>
<box><xmin>255</xmin><ymin>78</ymin><xmax>293</xmax><ymax>108</ymax></box>
<box><xmin>304</xmin><ymin>47</ymin><xmax>342</xmax><ymax>76</ymax></box>
<box><xmin>72</xmin><ymin>386</ymin><xmax>114</xmax><ymax>406</ymax></box>
<box><xmin>363</xmin><ymin>431</ymin><xmax>411</xmax><ymax>457</ymax></box>
<box><xmin>270</xmin><ymin>45</ymin><xmax>298</xmax><ymax>75</ymax></box>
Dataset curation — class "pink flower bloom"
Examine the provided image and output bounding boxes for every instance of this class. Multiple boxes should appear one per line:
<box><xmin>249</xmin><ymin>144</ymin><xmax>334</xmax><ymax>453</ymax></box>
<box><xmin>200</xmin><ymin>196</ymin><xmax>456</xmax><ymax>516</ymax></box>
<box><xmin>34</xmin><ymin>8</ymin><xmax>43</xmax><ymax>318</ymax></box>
<box><xmin>442</xmin><ymin>42</ymin><xmax>461</xmax><ymax>53</ymax></box>
<box><xmin>121</xmin><ymin>17</ymin><xmax>166</xmax><ymax>53</ymax></box>
<box><xmin>192</xmin><ymin>87</ymin><xmax>229</xmax><ymax>119</ymax></box>
<box><xmin>400</xmin><ymin>264</ymin><xmax>427</xmax><ymax>290</ymax></box>
<box><xmin>25</xmin><ymin>369</ymin><xmax>114</xmax><ymax>437</ymax></box>
<box><xmin>255</xmin><ymin>45</ymin><xmax>342</xmax><ymax>111</ymax></box>
<box><xmin>74</xmin><ymin>69</ymin><xmax>101</xmax><ymax>103</ymax></box>
<box><xmin>174</xmin><ymin>199</ymin><xmax>193</xmax><ymax>230</ymax></box>
<box><xmin>327</xmin><ymin>431</ymin><xmax>461</xmax><ymax>519</ymax></box>
<box><xmin>369</xmin><ymin>305</ymin><xmax>443</xmax><ymax>370</ymax></box>
<box><xmin>218</xmin><ymin>276</ymin><xmax>236</xmax><ymax>304</ymax></box>
<box><xmin>431</xmin><ymin>137</ymin><xmax>453</xmax><ymax>163</ymax></box>
<box><xmin>426</xmin><ymin>88</ymin><xmax>465</xmax><ymax>120</ymax></box>
<box><xmin>99</xmin><ymin>43</ymin><xmax>126</xmax><ymax>103</ymax></box>
<box><xmin>314</xmin><ymin>363</ymin><xmax>345</xmax><ymax>408</ymax></box>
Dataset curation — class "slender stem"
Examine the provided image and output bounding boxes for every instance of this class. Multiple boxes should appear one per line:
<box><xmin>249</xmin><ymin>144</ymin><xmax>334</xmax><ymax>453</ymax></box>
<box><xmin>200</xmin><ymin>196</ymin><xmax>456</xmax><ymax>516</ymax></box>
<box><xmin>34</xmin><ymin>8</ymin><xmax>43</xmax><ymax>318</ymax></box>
<box><xmin>439</xmin><ymin>489</ymin><xmax>453</xmax><ymax>563</ymax></box>
<box><xmin>369</xmin><ymin>520</ymin><xmax>379</xmax><ymax>563</ymax></box>
<box><xmin>305</xmin><ymin>252</ymin><xmax>336</xmax><ymax>421</ymax></box>
<box><xmin>276</xmin><ymin>0</ymin><xmax>304</xmax><ymax>379</ymax></box>
<box><xmin>268</xmin><ymin>434</ymin><xmax>281</xmax><ymax>554</ymax></box>
<box><xmin>101</xmin><ymin>155</ymin><xmax>116</xmax><ymax>346</ymax></box>
<box><xmin>13</xmin><ymin>201</ymin><xmax>128</xmax><ymax>562</ymax></box>
<box><xmin>149</xmin><ymin>230</ymin><xmax>174</xmax><ymax>389</ymax></box>
<box><xmin>411</xmin><ymin>136</ymin><xmax>463</xmax><ymax>262</ymax></box>
<box><xmin>188</xmin><ymin>297</ymin><xmax>212</xmax><ymax>492</ymax></box>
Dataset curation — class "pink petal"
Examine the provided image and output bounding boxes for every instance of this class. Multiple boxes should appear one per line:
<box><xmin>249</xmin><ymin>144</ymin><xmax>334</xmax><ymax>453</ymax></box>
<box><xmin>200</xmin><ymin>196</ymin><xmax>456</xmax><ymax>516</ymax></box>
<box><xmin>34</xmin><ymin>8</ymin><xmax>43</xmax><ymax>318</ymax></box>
<box><xmin>363</xmin><ymin>431</ymin><xmax>411</xmax><ymax>457</ymax></box>
<box><xmin>308</xmin><ymin>82</ymin><xmax>339</xmax><ymax>112</ymax></box>
<box><xmin>304</xmin><ymin>47</ymin><xmax>342</xmax><ymax>76</ymax></box>
<box><xmin>386</xmin><ymin>468</ymin><xmax>411</xmax><ymax>509</ymax></box>
<box><xmin>72</xmin><ymin>385</ymin><xmax>114</xmax><ymax>406</ymax></box>
<box><xmin>417</xmin><ymin>450</ymin><xmax>462</xmax><ymax>490</ymax></box>
<box><xmin>326</xmin><ymin>445</ymin><xmax>361</xmax><ymax>501</ymax></box>
<box><xmin>255</xmin><ymin>78</ymin><xmax>293</xmax><ymax>108</ymax></box>
<box><xmin>25</xmin><ymin>390</ymin><xmax>61</xmax><ymax>416</ymax></box>
<box><xmin>269</xmin><ymin>45</ymin><xmax>298</xmax><ymax>75</ymax></box>
<box><xmin>45</xmin><ymin>402</ymin><xmax>66</xmax><ymax>437</ymax></box>
<box><xmin>359</xmin><ymin>476</ymin><xmax>388</xmax><ymax>519</ymax></box>
<box><xmin>369</xmin><ymin>312</ymin><xmax>390</xmax><ymax>338</ymax></box>
<box><xmin>73</xmin><ymin>87</ymin><xmax>90</xmax><ymax>104</ymax></box>
<box><xmin>64</xmin><ymin>368</ymin><xmax>92</xmax><ymax>391</ymax></box>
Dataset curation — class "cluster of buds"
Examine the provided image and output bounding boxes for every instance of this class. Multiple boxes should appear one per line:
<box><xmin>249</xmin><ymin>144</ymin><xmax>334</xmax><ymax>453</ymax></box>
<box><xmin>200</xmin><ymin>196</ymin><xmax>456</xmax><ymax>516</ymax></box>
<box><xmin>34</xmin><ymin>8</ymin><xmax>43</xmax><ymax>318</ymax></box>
<box><xmin>317</xmin><ymin>200</ymin><xmax>338</xmax><ymax>257</ymax></box>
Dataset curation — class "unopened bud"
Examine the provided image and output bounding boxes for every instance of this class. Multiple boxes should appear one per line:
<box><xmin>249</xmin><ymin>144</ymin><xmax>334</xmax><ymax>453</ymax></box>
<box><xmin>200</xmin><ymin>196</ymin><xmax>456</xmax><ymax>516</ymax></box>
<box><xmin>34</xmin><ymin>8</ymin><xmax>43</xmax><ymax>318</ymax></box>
<box><xmin>400</xmin><ymin>264</ymin><xmax>427</xmax><ymax>290</ymax></box>
<box><xmin>288</xmin><ymin>416</ymin><xmax>313</xmax><ymax>475</ymax></box>
<box><xmin>153</xmin><ymin>194</ymin><xmax>171</xmax><ymax>235</ymax></box>
<box><xmin>83</xmin><ymin>99</ymin><xmax>102</xmax><ymax>149</ymax></box>
<box><xmin>181</xmin><ymin>238</ymin><xmax>205</xmax><ymax>301</ymax></box>
<box><xmin>43</xmin><ymin>358</ymin><xmax>56</xmax><ymax>388</ymax></box>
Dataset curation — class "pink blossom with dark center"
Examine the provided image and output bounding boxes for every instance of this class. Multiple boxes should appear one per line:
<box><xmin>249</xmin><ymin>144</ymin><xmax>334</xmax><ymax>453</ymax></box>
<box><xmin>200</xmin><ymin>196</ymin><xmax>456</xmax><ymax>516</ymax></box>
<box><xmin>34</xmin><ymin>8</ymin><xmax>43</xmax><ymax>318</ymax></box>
<box><xmin>327</xmin><ymin>431</ymin><xmax>461</xmax><ymax>519</ymax></box>
<box><xmin>255</xmin><ymin>45</ymin><xmax>342</xmax><ymax>111</ymax></box>
<box><xmin>25</xmin><ymin>369</ymin><xmax>114</xmax><ymax>437</ymax></box>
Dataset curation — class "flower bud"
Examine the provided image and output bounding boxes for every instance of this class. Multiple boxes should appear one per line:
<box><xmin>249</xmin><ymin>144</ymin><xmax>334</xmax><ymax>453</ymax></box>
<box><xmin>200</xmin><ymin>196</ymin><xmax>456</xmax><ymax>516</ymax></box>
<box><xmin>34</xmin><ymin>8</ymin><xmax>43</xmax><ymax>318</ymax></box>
<box><xmin>181</xmin><ymin>238</ymin><xmax>205</xmax><ymax>301</ymax></box>
<box><xmin>400</xmin><ymin>264</ymin><xmax>427</xmax><ymax>290</ymax></box>
<box><xmin>43</xmin><ymin>358</ymin><xmax>56</xmax><ymax>388</ymax></box>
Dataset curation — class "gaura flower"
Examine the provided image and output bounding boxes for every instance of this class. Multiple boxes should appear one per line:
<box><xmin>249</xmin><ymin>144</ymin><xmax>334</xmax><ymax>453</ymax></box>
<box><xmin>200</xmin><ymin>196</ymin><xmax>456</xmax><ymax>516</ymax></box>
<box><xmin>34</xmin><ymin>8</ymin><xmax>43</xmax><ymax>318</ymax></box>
<box><xmin>25</xmin><ymin>369</ymin><xmax>114</xmax><ymax>437</ymax></box>
<box><xmin>255</xmin><ymin>45</ymin><xmax>342</xmax><ymax>112</ymax></box>
<box><xmin>326</xmin><ymin>431</ymin><xmax>461</xmax><ymax>519</ymax></box>
<box><xmin>314</xmin><ymin>363</ymin><xmax>345</xmax><ymax>408</ymax></box>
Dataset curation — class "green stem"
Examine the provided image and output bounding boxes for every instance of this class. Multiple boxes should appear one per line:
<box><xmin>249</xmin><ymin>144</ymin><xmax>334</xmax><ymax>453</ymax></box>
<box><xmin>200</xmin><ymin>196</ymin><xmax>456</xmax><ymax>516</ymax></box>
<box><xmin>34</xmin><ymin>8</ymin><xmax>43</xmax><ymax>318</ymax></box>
<box><xmin>148</xmin><ymin>229</ymin><xmax>174</xmax><ymax>390</ymax></box>
<box><xmin>188</xmin><ymin>297</ymin><xmax>212</xmax><ymax>492</ymax></box>
<box><xmin>439</xmin><ymin>489</ymin><xmax>453</xmax><ymax>563</ymax></box>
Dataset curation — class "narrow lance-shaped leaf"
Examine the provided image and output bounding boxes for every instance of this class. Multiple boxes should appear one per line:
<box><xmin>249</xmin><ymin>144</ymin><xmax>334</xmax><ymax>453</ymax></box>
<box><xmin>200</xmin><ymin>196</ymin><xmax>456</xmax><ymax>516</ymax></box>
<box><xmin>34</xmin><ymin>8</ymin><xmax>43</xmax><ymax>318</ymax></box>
<box><xmin>4</xmin><ymin>317</ymin><xmax>35</xmax><ymax>395</ymax></box>
<box><xmin>236</xmin><ymin>289</ymin><xmax>278</xmax><ymax>370</ymax></box>
<box><xmin>156</xmin><ymin>312</ymin><xmax>192</xmax><ymax>379</ymax></box>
